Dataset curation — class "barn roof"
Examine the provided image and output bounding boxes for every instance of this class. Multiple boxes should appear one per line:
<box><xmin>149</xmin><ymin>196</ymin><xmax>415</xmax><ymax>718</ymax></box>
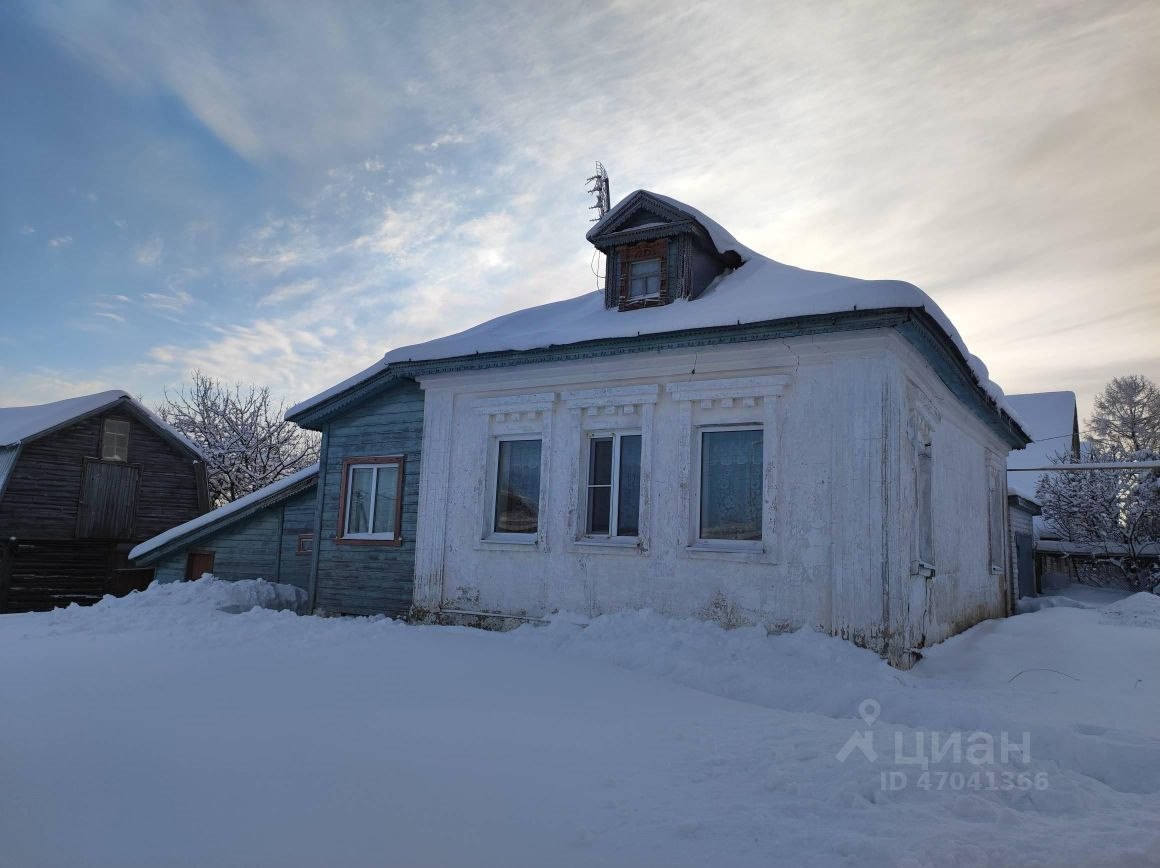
<box><xmin>129</xmin><ymin>462</ymin><xmax>319</xmax><ymax>564</ymax></box>
<box><xmin>288</xmin><ymin>191</ymin><xmax>1028</xmax><ymax>447</ymax></box>
<box><xmin>0</xmin><ymin>390</ymin><xmax>203</xmax><ymax>458</ymax></box>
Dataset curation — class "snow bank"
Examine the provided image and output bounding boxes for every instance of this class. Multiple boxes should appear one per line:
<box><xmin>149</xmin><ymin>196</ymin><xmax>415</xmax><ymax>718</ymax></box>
<box><xmin>2</xmin><ymin>590</ymin><xmax>1158</xmax><ymax>866</ymax></box>
<box><xmin>1100</xmin><ymin>592</ymin><xmax>1160</xmax><ymax>630</ymax></box>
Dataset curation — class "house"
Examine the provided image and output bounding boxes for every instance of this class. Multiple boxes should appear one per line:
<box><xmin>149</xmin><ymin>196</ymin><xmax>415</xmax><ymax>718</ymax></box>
<box><xmin>0</xmin><ymin>390</ymin><xmax>208</xmax><ymax>612</ymax></box>
<box><xmin>127</xmin><ymin>463</ymin><xmax>317</xmax><ymax>593</ymax></box>
<box><xmin>232</xmin><ymin>189</ymin><xmax>1024</xmax><ymax>666</ymax></box>
<box><xmin>1005</xmin><ymin>391</ymin><xmax>1080</xmax><ymax>593</ymax></box>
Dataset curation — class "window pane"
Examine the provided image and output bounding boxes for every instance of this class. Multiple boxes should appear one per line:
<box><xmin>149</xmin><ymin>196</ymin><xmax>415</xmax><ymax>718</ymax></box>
<box><xmin>102</xmin><ymin>419</ymin><xmax>130</xmax><ymax>461</ymax></box>
<box><xmin>586</xmin><ymin>438</ymin><xmax>612</xmax><ymax>534</ymax></box>
<box><xmin>628</xmin><ymin>258</ymin><xmax>661</xmax><ymax>298</ymax></box>
<box><xmin>372</xmin><ymin>465</ymin><xmax>399</xmax><ymax>535</ymax></box>
<box><xmin>346</xmin><ymin>467</ymin><xmax>374</xmax><ymax>535</ymax></box>
<box><xmin>616</xmin><ymin>435</ymin><xmax>641</xmax><ymax>536</ymax></box>
<box><xmin>700</xmin><ymin>429</ymin><xmax>763</xmax><ymax>540</ymax></box>
<box><xmin>495</xmin><ymin>439</ymin><xmax>542</xmax><ymax>534</ymax></box>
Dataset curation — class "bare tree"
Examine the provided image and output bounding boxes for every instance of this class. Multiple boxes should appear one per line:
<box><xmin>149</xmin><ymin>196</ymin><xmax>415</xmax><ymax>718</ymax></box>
<box><xmin>158</xmin><ymin>371</ymin><xmax>320</xmax><ymax>506</ymax></box>
<box><xmin>1088</xmin><ymin>375</ymin><xmax>1160</xmax><ymax>455</ymax></box>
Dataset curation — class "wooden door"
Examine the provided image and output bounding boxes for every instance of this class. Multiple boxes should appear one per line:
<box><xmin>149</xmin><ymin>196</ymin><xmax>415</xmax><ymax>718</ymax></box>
<box><xmin>185</xmin><ymin>551</ymin><xmax>215</xmax><ymax>581</ymax></box>
<box><xmin>1015</xmin><ymin>533</ymin><xmax>1036</xmax><ymax>598</ymax></box>
<box><xmin>76</xmin><ymin>458</ymin><xmax>141</xmax><ymax>540</ymax></box>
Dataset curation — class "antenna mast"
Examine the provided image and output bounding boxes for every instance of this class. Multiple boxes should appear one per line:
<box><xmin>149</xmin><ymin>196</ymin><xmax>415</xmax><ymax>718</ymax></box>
<box><xmin>587</xmin><ymin>162</ymin><xmax>610</xmax><ymax>221</ymax></box>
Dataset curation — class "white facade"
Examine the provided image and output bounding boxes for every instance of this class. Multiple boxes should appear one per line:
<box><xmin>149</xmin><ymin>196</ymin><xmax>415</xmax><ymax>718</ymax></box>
<box><xmin>413</xmin><ymin>329</ymin><xmax>1013</xmax><ymax>664</ymax></box>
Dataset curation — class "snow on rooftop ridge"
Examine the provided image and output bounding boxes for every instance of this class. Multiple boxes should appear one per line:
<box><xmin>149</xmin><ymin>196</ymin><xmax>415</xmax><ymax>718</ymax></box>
<box><xmin>587</xmin><ymin>189</ymin><xmax>758</xmax><ymax>263</ymax></box>
<box><xmin>129</xmin><ymin>462</ymin><xmax>320</xmax><ymax>561</ymax></box>
<box><xmin>290</xmin><ymin>194</ymin><xmax>1020</xmax><ymax>430</ymax></box>
<box><xmin>0</xmin><ymin>389</ymin><xmax>204</xmax><ymax>458</ymax></box>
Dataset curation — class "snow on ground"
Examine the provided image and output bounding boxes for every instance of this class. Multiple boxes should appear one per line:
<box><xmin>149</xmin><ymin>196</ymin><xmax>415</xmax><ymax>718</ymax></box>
<box><xmin>1</xmin><ymin>580</ymin><xmax>1158</xmax><ymax>868</ymax></box>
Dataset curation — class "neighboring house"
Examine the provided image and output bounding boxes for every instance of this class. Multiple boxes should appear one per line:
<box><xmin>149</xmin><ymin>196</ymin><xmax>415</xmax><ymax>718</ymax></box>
<box><xmin>128</xmin><ymin>464</ymin><xmax>318</xmax><ymax>593</ymax></box>
<box><xmin>237</xmin><ymin>188</ymin><xmax>1027</xmax><ymax>667</ymax></box>
<box><xmin>1005</xmin><ymin>391</ymin><xmax>1081</xmax><ymax>592</ymax></box>
<box><xmin>0</xmin><ymin>391</ymin><xmax>208</xmax><ymax>612</ymax></box>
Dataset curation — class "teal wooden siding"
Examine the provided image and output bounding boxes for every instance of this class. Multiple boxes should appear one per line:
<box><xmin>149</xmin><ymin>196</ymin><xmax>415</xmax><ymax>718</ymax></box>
<box><xmin>312</xmin><ymin>379</ymin><xmax>422</xmax><ymax>616</ymax></box>
<box><xmin>151</xmin><ymin>487</ymin><xmax>317</xmax><ymax>588</ymax></box>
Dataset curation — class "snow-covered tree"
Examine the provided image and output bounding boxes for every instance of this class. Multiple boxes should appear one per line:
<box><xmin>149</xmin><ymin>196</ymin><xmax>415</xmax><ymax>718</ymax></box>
<box><xmin>158</xmin><ymin>371</ymin><xmax>320</xmax><ymax>506</ymax></box>
<box><xmin>1037</xmin><ymin>447</ymin><xmax>1160</xmax><ymax>591</ymax></box>
<box><xmin>1087</xmin><ymin>375</ymin><xmax>1160</xmax><ymax>454</ymax></box>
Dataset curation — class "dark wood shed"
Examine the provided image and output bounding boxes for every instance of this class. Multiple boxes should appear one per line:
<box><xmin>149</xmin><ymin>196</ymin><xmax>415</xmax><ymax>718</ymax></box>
<box><xmin>0</xmin><ymin>390</ymin><xmax>209</xmax><ymax>612</ymax></box>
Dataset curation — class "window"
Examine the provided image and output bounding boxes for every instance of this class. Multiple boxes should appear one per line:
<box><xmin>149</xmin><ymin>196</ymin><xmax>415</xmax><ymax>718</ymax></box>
<box><xmin>493</xmin><ymin>439</ymin><xmax>542</xmax><ymax>535</ymax></box>
<box><xmin>699</xmin><ymin>428</ymin><xmax>763</xmax><ymax>541</ymax></box>
<box><xmin>585</xmin><ymin>433</ymin><xmax>642</xmax><ymax>537</ymax></box>
<box><xmin>295</xmin><ymin>533</ymin><xmax>314</xmax><ymax>556</ymax></box>
<box><xmin>338</xmin><ymin>457</ymin><xmax>403</xmax><ymax>543</ymax></box>
<box><xmin>987</xmin><ymin>464</ymin><xmax>1004</xmax><ymax>573</ymax></box>
<box><xmin>628</xmin><ymin>258</ymin><xmax>661</xmax><ymax>299</ymax></box>
<box><xmin>917</xmin><ymin>444</ymin><xmax>934</xmax><ymax>570</ymax></box>
<box><xmin>101</xmin><ymin>418</ymin><xmax>130</xmax><ymax>462</ymax></box>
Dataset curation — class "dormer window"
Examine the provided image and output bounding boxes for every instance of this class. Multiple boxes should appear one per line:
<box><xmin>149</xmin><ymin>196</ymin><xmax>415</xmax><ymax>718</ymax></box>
<box><xmin>628</xmin><ymin>259</ymin><xmax>661</xmax><ymax>300</ymax></box>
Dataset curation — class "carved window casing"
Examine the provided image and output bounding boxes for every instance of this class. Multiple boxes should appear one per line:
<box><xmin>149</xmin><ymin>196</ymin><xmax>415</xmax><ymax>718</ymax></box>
<box><xmin>666</xmin><ymin>375</ymin><xmax>789</xmax><ymax>560</ymax></box>
<box><xmin>907</xmin><ymin>384</ymin><xmax>940</xmax><ymax>576</ymax></box>
<box><xmin>616</xmin><ymin>239</ymin><xmax>670</xmax><ymax>310</ymax></box>
<box><xmin>562</xmin><ymin>385</ymin><xmax>658</xmax><ymax>551</ymax></box>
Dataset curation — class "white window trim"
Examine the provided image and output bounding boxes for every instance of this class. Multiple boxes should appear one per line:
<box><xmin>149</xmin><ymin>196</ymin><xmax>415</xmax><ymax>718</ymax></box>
<box><xmin>691</xmin><ymin>424</ymin><xmax>765</xmax><ymax>554</ymax></box>
<box><xmin>667</xmin><ymin>376</ymin><xmax>787</xmax><ymax>562</ymax></box>
<box><xmin>484</xmin><ymin>434</ymin><xmax>546</xmax><ymax>545</ymax></box>
<box><xmin>342</xmin><ymin>462</ymin><xmax>399</xmax><ymax>541</ymax></box>
<box><xmin>987</xmin><ymin>458</ymin><xmax>1007</xmax><ymax>575</ymax></box>
<box><xmin>581</xmin><ymin>430</ymin><xmax>643</xmax><ymax>541</ymax></box>
<box><xmin>472</xmin><ymin>392</ymin><xmax>555</xmax><ymax>551</ymax></box>
<box><xmin>563</xmin><ymin>385</ymin><xmax>657</xmax><ymax>555</ymax></box>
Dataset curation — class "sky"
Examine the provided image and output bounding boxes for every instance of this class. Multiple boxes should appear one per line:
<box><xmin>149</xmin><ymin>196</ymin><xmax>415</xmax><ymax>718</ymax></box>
<box><xmin>1</xmin><ymin>0</ymin><xmax>1157</xmax><ymax>435</ymax></box>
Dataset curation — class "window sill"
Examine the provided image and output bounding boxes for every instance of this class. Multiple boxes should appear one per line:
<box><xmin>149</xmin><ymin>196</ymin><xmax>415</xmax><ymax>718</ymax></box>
<box><xmin>336</xmin><ymin>536</ymin><xmax>402</xmax><ymax>547</ymax></box>
<box><xmin>569</xmin><ymin>537</ymin><xmax>646</xmax><ymax>556</ymax></box>
<box><xmin>680</xmin><ymin>541</ymin><xmax>771</xmax><ymax>563</ymax></box>
<box><xmin>476</xmin><ymin>535</ymin><xmax>540</xmax><ymax>552</ymax></box>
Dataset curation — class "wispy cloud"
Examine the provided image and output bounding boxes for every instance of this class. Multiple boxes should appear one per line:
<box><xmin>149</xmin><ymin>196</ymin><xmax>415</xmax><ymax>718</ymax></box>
<box><xmin>134</xmin><ymin>236</ymin><xmax>164</xmax><ymax>266</ymax></box>
<box><xmin>142</xmin><ymin>288</ymin><xmax>193</xmax><ymax>313</ymax></box>
<box><xmin>47</xmin><ymin>235</ymin><xmax>72</xmax><ymax>248</ymax></box>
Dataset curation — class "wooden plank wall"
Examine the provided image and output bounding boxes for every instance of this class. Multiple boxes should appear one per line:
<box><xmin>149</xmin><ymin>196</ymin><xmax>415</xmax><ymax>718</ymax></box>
<box><xmin>152</xmin><ymin>508</ymin><xmax>283</xmax><ymax>584</ymax></box>
<box><xmin>0</xmin><ymin>410</ymin><xmax>202</xmax><ymax>543</ymax></box>
<box><xmin>313</xmin><ymin>379</ymin><xmax>423</xmax><ymax>616</ymax></box>
<box><xmin>278</xmin><ymin>489</ymin><xmax>317</xmax><ymax>591</ymax></box>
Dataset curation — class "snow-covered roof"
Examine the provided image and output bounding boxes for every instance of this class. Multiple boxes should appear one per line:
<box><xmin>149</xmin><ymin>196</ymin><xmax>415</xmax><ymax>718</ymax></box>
<box><xmin>1006</xmin><ymin>391</ymin><xmax>1078</xmax><ymax>501</ymax></box>
<box><xmin>129</xmin><ymin>463</ymin><xmax>319</xmax><ymax>562</ymax></box>
<box><xmin>0</xmin><ymin>389</ymin><xmax>204</xmax><ymax>458</ymax></box>
<box><xmin>289</xmin><ymin>192</ymin><xmax>1021</xmax><ymax>433</ymax></box>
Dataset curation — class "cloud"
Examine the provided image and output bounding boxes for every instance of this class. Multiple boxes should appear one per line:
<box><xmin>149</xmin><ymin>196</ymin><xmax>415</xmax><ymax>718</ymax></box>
<box><xmin>134</xmin><ymin>236</ymin><xmax>164</xmax><ymax>266</ymax></box>
<box><xmin>47</xmin><ymin>235</ymin><xmax>72</xmax><ymax>248</ymax></box>
<box><xmin>92</xmin><ymin>311</ymin><xmax>125</xmax><ymax>323</ymax></box>
<box><xmin>142</xmin><ymin>288</ymin><xmax>193</xmax><ymax>313</ymax></box>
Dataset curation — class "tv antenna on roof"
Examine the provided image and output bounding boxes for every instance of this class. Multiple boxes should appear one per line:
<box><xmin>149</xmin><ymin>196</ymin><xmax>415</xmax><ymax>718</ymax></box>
<box><xmin>587</xmin><ymin>162</ymin><xmax>610</xmax><ymax>221</ymax></box>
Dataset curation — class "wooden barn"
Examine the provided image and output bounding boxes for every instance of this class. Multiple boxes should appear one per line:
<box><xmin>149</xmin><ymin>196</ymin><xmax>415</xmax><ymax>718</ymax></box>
<box><xmin>0</xmin><ymin>390</ymin><xmax>208</xmax><ymax>612</ymax></box>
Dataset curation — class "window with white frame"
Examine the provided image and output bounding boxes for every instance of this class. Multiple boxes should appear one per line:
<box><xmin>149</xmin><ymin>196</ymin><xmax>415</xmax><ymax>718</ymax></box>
<box><xmin>627</xmin><ymin>258</ymin><xmax>661</xmax><ymax>299</ymax></box>
<box><xmin>101</xmin><ymin>418</ymin><xmax>130</xmax><ymax>462</ymax></box>
<box><xmin>585</xmin><ymin>432</ymin><xmax>642</xmax><ymax>537</ymax></box>
<box><xmin>698</xmin><ymin>427</ymin><xmax>763</xmax><ymax>541</ymax></box>
<box><xmin>339</xmin><ymin>457</ymin><xmax>403</xmax><ymax>542</ymax></box>
<box><xmin>493</xmin><ymin>438</ymin><xmax>542</xmax><ymax>535</ymax></box>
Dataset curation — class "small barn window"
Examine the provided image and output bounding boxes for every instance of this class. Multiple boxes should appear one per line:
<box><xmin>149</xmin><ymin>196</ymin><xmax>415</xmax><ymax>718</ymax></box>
<box><xmin>101</xmin><ymin>418</ymin><xmax>131</xmax><ymax>461</ymax></box>
<box><xmin>698</xmin><ymin>428</ymin><xmax>763</xmax><ymax>541</ymax></box>
<box><xmin>627</xmin><ymin>259</ymin><xmax>662</xmax><ymax>299</ymax></box>
<box><xmin>585</xmin><ymin>433</ymin><xmax>642</xmax><ymax>537</ymax></box>
<box><xmin>338</xmin><ymin>456</ymin><xmax>404</xmax><ymax>544</ymax></box>
<box><xmin>492</xmin><ymin>438</ymin><xmax>542</xmax><ymax>535</ymax></box>
<box><xmin>296</xmin><ymin>533</ymin><xmax>314</xmax><ymax>556</ymax></box>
